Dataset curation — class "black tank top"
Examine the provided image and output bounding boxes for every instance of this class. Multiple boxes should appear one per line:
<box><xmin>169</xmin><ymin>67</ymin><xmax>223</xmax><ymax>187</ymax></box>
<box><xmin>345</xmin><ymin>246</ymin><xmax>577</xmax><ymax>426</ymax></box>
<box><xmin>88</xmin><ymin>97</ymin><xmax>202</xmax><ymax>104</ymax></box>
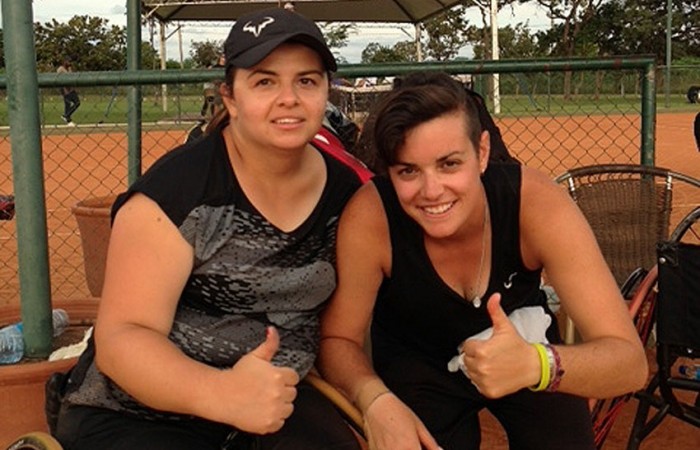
<box><xmin>371</xmin><ymin>163</ymin><xmax>554</xmax><ymax>371</ymax></box>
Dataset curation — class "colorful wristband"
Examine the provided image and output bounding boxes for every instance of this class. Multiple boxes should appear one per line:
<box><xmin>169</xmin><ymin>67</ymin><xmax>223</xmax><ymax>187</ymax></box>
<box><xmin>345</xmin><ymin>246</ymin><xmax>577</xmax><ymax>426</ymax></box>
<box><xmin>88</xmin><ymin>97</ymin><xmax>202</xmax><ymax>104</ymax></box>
<box><xmin>545</xmin><ymin>344</ymin><xmax>565</xmax><ymax>392</ymax></box>
<box><xmin>529</xmin><ymin>343</ymin><xmax>551</xmax><ymax>392</ymax></box>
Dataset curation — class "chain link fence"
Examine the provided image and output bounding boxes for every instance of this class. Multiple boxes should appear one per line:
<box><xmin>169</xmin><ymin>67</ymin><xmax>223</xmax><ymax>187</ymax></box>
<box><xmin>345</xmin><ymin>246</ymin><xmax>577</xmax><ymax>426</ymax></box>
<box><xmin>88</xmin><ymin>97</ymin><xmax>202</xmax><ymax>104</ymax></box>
<box><xmin>657</xmin><ymin>65</ymin><xmax>700</xmax><ymax>104</ymax></box>
<box><xmin>1</xmin><ymin>58</ymin><xmax>674</xmax><ymax>306</ymax></box>
<box><xmin>335</xmin><ymin>68</ymin><xmax>652</xmax><ymax>176</ymax></box>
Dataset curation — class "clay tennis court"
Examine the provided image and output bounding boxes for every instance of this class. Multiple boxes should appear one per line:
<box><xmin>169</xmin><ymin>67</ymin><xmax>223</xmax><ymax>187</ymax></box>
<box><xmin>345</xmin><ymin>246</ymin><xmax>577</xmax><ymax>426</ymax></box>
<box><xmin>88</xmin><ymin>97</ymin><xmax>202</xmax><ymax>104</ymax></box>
<box><xmin>1</xmin><ymin>112</ymin><xmax>699</xmax><ymax>448</ymax></box>
<box><xmin>0</xmin><ymin>126</ymin><xmax>187</xmax><ymax>305</ymax></box>
<box><xmin>1</xmin><ymin>111</ymin><xmax>699</xmax><ymax>304</ymax></box>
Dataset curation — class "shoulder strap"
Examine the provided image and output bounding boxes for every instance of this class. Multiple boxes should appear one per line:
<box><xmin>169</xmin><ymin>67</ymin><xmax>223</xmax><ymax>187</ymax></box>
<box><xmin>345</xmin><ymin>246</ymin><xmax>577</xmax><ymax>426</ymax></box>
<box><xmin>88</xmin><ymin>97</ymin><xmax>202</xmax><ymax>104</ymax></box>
<box><xmin>313</xmin><ymin>127</ymin><xmax>374</xmax><ymax>183</ymax></box>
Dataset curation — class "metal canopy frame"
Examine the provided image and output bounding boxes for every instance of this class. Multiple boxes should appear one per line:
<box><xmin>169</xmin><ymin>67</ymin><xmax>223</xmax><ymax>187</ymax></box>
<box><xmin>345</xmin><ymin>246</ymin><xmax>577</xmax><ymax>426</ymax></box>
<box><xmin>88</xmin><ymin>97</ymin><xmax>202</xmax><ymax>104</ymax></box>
<box><xmin>141</xmin><ymin>0</ymin><xmax>463</xmax><ymax>23</ymax></box>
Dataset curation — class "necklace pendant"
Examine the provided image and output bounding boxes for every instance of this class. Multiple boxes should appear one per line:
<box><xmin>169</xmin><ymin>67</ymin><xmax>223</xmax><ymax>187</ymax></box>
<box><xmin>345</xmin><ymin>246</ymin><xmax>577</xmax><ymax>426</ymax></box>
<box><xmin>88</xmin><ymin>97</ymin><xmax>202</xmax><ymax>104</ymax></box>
<box><xmin>472</xmin><ymin>296</ymin><xmax>481</xmax><ymax>308</ymax></box>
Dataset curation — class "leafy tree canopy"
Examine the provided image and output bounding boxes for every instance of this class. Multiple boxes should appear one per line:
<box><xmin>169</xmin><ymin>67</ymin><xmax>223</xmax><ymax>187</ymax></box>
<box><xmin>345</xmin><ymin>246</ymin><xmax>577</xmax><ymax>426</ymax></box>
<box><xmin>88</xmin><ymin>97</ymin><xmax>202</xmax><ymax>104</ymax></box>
<box><xmin>0</xmin><ymin>15</ymin><xmax>160</xmax><ymax>72</ymax></box>
<box><xmin>468</xmin><ymin>23</ymin><xmax>541</xmax><ymax>60</ymax></box>
<box><xmin>321</xmin><ymin>23</ymin><xmax>355</xmax><ymax>49</ymax></box>
<box><xmin>189</xmin><ymin>39</ymin><xmax>223</xmax><ymax>68</ymax></box>
<box><xmin>34</xmin><ymin>15</ymin><xmax>128</xmax><ymax>72</ymax></box>
<box><xmin>361</xmin><ymin>41</ymin><xmax>417</xmax><ymax>63</ymax></box>
<box><xmin>576</xmin><ymin>0</ymin><xmax>700</xmax><ymax>62</ymax></box>
<box><xmin>422</xmin><ymin>5</ymin><xmax>470</xmax><ymax>61</ymax></box>
<box><xmin>321</xmin><ymin>22</ymin><xmax>357</xmax><ymax>64</ymax></box>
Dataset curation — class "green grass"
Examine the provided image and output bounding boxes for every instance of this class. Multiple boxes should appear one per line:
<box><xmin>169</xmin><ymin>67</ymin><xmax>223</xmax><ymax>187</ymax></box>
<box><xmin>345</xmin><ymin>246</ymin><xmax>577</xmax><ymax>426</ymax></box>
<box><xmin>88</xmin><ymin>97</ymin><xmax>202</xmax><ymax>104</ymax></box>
<box><xmin>32</xmin><ymin>93</ymin><xmax>206</xmax><ymax>127</ymax></box>
<box><xmin>0</xmin><ymin>90</ymin><xmax>697</xmax><ymax>128</ymax></box>
<box><xmin>484</xmin><ymin>94</ymin><xmax>699</xmax><ymax>118</ymax></box>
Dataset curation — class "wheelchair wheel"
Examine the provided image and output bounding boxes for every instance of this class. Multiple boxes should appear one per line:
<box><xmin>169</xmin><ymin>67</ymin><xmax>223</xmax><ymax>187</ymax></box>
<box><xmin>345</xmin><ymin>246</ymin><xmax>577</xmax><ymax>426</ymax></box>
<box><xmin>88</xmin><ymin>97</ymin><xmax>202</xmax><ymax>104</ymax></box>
<box><xmin>5</xmin><ymin>432</ymin><xmax>63</xmax><ymax>450</ymax></box>
<box><xmin>670</xmin><ymin>206</ymin><xmax>700</xmax><ymax>243</ymax></box>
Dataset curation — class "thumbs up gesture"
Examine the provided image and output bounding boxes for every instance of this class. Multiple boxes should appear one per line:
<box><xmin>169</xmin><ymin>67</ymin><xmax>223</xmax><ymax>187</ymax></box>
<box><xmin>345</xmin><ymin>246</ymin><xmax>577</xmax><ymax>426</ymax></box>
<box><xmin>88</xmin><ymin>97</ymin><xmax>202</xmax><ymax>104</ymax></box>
<box><xmin>461</xmin><ymin>294</ymin><xmax>541</xmax><ymax>398</ymax></box>
<box><xmin>250</xmin><ymin>325</ymin><xmax>284</xmax><ymax>362</ymax></box>
<box><xmin>217</xmin><ymin>326</ymin><xmax>300</xmax><ymax>433</ymax></box>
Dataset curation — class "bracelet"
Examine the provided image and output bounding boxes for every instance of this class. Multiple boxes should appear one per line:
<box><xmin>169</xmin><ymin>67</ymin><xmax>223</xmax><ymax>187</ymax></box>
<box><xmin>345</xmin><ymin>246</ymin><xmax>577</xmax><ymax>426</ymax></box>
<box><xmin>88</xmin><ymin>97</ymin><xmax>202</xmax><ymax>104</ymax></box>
<box><xmin>364</xmin><ymin>389</ymin><xmax>391</xmax><ymax>414</ymax></box>
<box><xmin>529</xmin><ymin>343</ymin><xmax>551</xmax><ymax>392</ymax></box>
<box><xmin>545</xmin><ymin>344</ymin><xmax>565</xmax><ymax>392</ymax></box>
<box><xmin>355</xmin><ymin>379</ymin><xmax>391</xmax><ymax>414</ymax></box>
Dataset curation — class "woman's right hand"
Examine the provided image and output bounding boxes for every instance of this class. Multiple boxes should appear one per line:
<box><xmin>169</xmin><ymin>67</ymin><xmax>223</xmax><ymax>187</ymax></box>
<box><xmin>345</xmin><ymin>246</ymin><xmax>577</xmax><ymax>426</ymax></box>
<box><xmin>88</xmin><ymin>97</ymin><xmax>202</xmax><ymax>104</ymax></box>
<box><xmin>215</xmin><ymin>326</ymin><xmax>300</xmax><ymax>434</ymax></box>
<box><xmin>364</xmin><ymin>393</ymin><xmax>442</xmax><ymax>450</ymax></box>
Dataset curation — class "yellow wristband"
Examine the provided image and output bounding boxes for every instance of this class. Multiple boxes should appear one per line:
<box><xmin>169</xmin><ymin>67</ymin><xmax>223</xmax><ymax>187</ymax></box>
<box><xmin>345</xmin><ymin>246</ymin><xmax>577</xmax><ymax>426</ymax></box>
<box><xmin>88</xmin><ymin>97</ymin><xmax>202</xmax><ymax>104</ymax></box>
<box><xmin>529</xmin><ymin>343</ymin><xmax>551</xmax><ymax>392</ymax></box>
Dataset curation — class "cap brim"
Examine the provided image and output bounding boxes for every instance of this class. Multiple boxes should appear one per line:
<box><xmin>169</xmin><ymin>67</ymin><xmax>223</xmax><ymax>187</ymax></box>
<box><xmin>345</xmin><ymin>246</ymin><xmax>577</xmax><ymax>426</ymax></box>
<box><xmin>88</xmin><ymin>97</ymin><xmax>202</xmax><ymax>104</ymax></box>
<box><xmin>230</xmin><ymin>33</ymin><xmax>337</xmax><ymax>72</ymax></box>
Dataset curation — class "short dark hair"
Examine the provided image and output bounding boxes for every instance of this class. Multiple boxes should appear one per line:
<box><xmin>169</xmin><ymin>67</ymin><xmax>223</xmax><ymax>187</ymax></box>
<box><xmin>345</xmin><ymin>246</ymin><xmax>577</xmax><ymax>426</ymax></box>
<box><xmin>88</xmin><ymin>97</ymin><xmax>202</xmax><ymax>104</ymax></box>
<box><xmin>371</xmin><ymin>72</ymin><xmax>482</xmax><ymax>172</ymax></box>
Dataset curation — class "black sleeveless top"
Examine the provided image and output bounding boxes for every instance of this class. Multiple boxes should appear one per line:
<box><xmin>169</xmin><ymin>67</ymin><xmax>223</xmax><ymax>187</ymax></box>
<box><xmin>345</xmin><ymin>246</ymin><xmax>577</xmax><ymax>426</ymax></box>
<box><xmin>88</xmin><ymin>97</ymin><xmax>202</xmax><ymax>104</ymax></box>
<box><xmin>64</xmin><ymin>124</ymin><xmax>363</xmax><ymax>420</ymax></box>
<box><xmin>371</xmin><ymin>163</ymin><xmax>555</xmax><ymax>372</ymax></box>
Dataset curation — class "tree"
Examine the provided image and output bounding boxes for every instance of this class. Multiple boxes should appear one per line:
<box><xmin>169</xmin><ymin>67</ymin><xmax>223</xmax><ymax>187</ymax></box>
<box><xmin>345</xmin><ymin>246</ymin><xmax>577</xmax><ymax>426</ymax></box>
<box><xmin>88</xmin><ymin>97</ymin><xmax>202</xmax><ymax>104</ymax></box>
<box><xmin>167</xmin><ymin>58</ymin><xmax>195</xmax><ymax>69</ymax></box>
<box><xmin>422</xmin><ymin>5</ymin><xmax>470</xmax><ymax>61</ymax></box>
<box><xmin>468</xmin><ymin>24</ymin><xmax>540</xmax><ymax>59</ymax></box>
<box><xmin>140</xmin><ymin>41</ymin><xmax>161</xmax><ymax>71</ymax></box>
<box><xmin>34</xmin><ymin>15</ymin><xmax>127</xmax><ymax>72</ymax></box>
<box><xmin>321</xmin><ymin>22</ymin><xmax>357</xmax><ymax>64</ymax></box>
<box><xmin>361</xmin><ymin>41</ymin><xmax>417</xmax><ymax>63</ymax></box>
<box><xmin>394</xmin><ymin>41</ymin><xmax>420</xmax><ymax>62</ymax></box>
<box><xmin>189</xmin><ymin>39</ymin><xmax>223</xmax><ymax>68</ymax></box>
<box><xmin>360</xmin><ymin>4</ymin><xmax>472</xmax><ymax>63</ymax></box>
<box><xmin>465</xmin><ymin>0</ymin><xmax>527</xmax><ymax>60</ymax></box>
<box><xmin>578</xmin><ymin>0</ymin><xmax>700</xmax><ymax>62</ymax></box>
<box><xmin>29</xmin><ymin>15</ymin><xmax>161</xmax><ymax>72</ymax></box>
<box><xmin>534</xmin><ymin>0</ymin><xmax>605</xmax><ymax>98</ymax></box>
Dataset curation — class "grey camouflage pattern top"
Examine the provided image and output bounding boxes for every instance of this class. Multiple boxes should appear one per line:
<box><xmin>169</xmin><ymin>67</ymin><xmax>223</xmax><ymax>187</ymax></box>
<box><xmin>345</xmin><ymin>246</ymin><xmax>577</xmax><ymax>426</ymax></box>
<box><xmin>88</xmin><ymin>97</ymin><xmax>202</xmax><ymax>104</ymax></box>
<box><xmin>65</xmin><ymin>125</ymin><xmax>362</xmax><ymax>420</ymax></box>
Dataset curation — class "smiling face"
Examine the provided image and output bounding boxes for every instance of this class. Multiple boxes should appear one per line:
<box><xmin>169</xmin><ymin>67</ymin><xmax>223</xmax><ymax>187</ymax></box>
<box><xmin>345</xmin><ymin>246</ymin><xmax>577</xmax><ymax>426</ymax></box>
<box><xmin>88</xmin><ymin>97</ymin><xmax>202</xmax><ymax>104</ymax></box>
<box><xmin>221</xmin><ymin>42</ymin><xmax>329</xmax><ymax>153</ymax></box>
<box><xmin>388</xmin><ymin>110</ymin><xmax>490</xmax><ymax>240</ymax></box>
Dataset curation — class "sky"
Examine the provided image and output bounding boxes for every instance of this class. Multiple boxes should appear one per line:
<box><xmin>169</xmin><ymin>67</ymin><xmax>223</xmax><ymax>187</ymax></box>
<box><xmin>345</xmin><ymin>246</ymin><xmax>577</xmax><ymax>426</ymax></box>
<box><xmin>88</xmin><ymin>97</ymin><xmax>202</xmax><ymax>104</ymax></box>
<box><xmin>6</xmin><ymin>0</ymin><xmax>552</xmax><ymax>63</ymax></box>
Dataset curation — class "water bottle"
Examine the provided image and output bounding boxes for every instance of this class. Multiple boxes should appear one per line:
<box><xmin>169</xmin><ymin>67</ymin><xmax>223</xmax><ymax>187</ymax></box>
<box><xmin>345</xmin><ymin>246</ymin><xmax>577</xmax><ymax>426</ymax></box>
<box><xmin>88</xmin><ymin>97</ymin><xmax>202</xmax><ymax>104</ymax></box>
<box><xmin>51</xmin><ymin>309</ymin><xmax>70</xmax><ymax>337</ymax></box>
<box><xmin>0</xmin><ymin>323</ymin><xmax>23</xmax><ymax>364</ymax></box>
<box><xmin>678</xmin><ymin>363</ymin><xmax>700</xmax><ymax>381</ymax></box>
<box><xmin>0</xmin><ymin>309</ymin><xmax>70</xmax><ymax>364</ymax></box>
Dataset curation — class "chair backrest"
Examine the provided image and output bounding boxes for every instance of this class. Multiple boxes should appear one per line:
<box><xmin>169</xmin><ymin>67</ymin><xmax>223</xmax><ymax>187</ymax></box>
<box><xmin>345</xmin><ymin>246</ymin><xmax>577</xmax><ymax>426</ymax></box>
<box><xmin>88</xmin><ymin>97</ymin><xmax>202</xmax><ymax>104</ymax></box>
<box><xmin>555</xmin><ymin>164</ymin><xmax>700</xmax><ymax>287</ymax></box>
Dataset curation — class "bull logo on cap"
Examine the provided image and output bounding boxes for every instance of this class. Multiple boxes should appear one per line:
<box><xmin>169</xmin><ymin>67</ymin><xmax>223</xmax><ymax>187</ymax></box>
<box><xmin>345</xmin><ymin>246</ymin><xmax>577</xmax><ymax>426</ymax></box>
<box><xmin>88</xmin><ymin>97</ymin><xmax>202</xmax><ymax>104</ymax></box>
<box><xmin>242</xmin><ymin>17</ymin><xmax>275</xmax><ymax>37</ymax></box>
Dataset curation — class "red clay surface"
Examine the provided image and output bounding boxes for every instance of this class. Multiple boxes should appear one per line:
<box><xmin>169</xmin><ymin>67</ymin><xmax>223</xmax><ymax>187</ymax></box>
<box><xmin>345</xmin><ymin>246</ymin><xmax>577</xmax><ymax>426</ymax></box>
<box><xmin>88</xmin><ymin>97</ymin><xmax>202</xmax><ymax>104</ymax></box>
<box><xmin>1</xmin><ymin>112</ymin><xmax>699</xmax><ymax>448</ymax></box>
<box><xmin>2</xmin><ymin>112</ymin><xmax>698</xmax><ymax>305</ymax></box>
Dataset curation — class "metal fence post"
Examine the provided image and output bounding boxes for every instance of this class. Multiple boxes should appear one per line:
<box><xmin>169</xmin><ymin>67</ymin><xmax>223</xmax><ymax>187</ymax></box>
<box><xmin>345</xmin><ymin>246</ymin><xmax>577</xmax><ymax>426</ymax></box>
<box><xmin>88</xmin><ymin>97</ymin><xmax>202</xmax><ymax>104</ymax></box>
<box><xmin>127</xmin><ymin>0</ymin><xmax>143</xmax><ymax>185</ymax></box>
<box><xmin>1</xmin><ymin>0</ymin><xmax>53</xmax><ymax>357</ymax></box>
<box><xmin>641</xmin><ymin>61</ymin><xmax>657</xmax><ymax>166</ymax></box>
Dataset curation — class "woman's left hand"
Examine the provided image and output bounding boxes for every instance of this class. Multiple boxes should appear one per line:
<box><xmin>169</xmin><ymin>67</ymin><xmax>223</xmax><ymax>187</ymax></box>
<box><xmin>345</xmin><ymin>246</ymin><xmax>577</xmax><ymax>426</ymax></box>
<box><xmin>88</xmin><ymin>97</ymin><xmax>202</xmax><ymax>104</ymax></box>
<box><xmin>461</xmin><ymin>294</ymin><xmax>541</xmax><ymax>398</ymax></box>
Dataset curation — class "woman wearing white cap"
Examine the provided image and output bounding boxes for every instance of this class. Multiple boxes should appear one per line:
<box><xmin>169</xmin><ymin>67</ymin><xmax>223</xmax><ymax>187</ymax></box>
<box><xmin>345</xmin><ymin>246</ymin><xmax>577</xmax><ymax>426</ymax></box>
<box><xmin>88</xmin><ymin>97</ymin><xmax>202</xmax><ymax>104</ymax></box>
<box><xmin>53</xmin><ymin>8</ymin><xmax>365</xmax><ymax>450</ymax></box>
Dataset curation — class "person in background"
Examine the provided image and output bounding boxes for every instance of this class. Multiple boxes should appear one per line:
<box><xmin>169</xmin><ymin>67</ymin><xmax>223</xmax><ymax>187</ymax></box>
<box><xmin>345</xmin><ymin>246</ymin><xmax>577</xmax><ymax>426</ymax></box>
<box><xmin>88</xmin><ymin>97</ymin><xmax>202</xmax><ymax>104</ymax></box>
<box><xmin>200</xmin><ymin>72</ymin><xmax>217</xmax><ymax>119</ymax></box>
<box><xmin>57</xmin><ymin>57</ymin><xmax>80</xmax><ymax>126</ymax></box>
<box><xmin>53</xmin><ymin>8</ymin><xmax>363</xmax><ymax>450</ymax></box>
<box><xmin>200</xmin><ymin>54</ymin><xmax>226</xmax><ymax>120</ymax></box>
<box><xmin>212</xmin><ymin>53</ymin><xmax>227</xmax><ymax>111</ymax></box>
<box><xmin>317</xmin><ymin>71</ymin><xmax>647</xmax><ymax>450</ymax></box>
<box><xmin>187</xmin><ymin>54</ymin><xmax>227</xmax><ymax>143</ymax></box>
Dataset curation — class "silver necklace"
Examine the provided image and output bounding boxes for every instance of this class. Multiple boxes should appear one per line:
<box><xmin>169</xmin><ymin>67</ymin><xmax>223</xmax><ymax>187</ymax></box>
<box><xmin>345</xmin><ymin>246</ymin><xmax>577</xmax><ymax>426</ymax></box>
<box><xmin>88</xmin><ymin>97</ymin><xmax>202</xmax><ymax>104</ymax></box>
<box><xmin>471</xmin><ymin>194</ymin><xmax>489</xmax><ymax>308</ymax></box>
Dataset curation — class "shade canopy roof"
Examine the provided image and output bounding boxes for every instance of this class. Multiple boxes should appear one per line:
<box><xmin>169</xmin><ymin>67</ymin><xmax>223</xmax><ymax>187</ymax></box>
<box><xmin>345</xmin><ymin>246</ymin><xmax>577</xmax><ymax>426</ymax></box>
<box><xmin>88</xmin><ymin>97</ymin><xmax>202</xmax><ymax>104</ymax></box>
<box><xmin>141</xmin><ymin>0</ymin><xmax>463</xmax><ymax>23</ymax></box>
